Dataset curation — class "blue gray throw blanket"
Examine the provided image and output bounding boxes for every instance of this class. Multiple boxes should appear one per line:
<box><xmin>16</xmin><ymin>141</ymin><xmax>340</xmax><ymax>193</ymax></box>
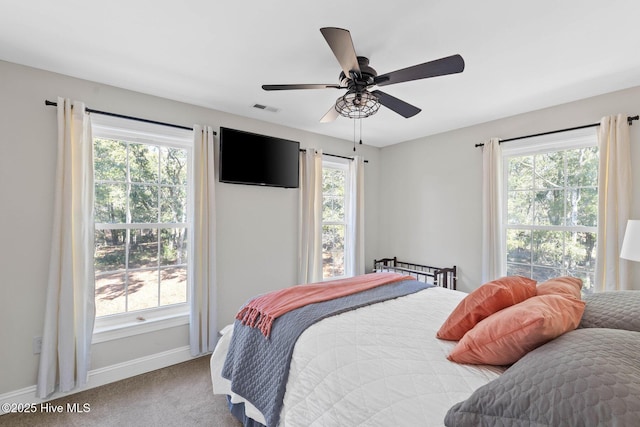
<box><xmin>221</xmin><ymin>279</ymin><xmax>432</xmax><ymax>427</ymax></box>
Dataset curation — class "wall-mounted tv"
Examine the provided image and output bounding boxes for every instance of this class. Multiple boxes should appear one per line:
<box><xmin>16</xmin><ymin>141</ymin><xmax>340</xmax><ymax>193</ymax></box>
<box><xmin>219</xmin><ymin>127</ymin><xmax>300</xmax><ymax>188</ymax></box>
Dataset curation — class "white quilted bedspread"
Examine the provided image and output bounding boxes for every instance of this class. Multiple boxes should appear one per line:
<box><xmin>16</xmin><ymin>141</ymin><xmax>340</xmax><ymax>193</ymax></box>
<box><xmin>211</xmin><ymin>287</ymin><xmax>505</xmax><ymax>427</ymax></box>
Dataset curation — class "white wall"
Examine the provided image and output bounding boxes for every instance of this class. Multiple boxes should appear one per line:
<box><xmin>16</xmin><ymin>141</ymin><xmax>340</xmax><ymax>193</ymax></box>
<box><xmin>0</xmin><ymin>60</ymin><xmax>381</xmax><ymax>395</ymax></box>
<box><xmin>379</xmin><ymin>85</ymin><xmax>640</xmax><ymax>292</ymax></box>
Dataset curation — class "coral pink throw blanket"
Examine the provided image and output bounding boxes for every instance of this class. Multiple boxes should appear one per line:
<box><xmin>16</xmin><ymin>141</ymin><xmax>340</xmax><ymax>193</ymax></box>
<box><xmin>236</xmin><ymin>272</ymin><xmax>413</xmax><ymax>338</ymax></box>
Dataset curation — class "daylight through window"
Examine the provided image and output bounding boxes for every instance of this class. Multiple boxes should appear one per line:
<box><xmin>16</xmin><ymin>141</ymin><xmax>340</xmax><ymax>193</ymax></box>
<box><xmin>503</xmin><ymin>129</ymin><xmax>598</xmax><ymax>291</ymax></box>
<box><xmin>322</xmin><ymin>159</ymin><xmax>350</xmax><ymax>279</ymax></box>
<box><xmin>92</xmin><ymin>118</ymin><xmax>193</xmax><ymax>318</ymax></box>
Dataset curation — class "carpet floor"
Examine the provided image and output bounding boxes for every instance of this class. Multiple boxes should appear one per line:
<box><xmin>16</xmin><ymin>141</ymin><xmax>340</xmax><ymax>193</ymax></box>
<box><xmin>0</xmin><ymin>356</ymin><xmax>242</xmax><ymax>427</ymax></box>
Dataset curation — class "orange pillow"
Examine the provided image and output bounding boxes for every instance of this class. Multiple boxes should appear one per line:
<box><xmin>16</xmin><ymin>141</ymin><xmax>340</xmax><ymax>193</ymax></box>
<box><xmin>436</xmin><ymin>276</ymin><xmax>537</xmax><ymax>341</ymax></box>
<box><xmin>447</xmin><ymin>294</ymin><xmax>586</xmax><ymax>365</ymax></box>
<box><xmin>537</xmin><ymin>276</ymin><xmax>583</xmax><ymax>299</ymax></box>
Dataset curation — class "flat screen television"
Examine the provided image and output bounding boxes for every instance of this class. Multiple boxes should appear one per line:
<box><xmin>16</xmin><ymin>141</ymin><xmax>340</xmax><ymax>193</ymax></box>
<box><xmin>219</xmin><ymin>127</ymin><xmax>300</xmax><ymax>188</ymax></box>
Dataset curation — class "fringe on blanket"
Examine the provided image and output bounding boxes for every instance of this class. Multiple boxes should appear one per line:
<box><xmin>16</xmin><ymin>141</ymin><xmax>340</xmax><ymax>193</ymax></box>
<box><xmin>237</xmin><ymin>306</ymin><xmax>275</xmax><ymax>338</ymax></box>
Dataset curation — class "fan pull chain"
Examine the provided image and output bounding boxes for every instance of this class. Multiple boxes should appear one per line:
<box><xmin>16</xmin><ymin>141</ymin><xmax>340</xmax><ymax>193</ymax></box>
<box><xmin>353</xmin><ymin>118</ymin><xmax>356</xmax><ymax>151</ymax></box>
<box><xmin>352</xmin><ymin>118</ymin><xmax>364</xmax><ymax>151</ymax></box>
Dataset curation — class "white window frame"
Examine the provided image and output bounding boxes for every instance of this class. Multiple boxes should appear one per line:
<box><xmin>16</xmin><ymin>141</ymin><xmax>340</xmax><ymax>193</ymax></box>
<box><xmin>501</xmin><ymin>127</ymin><xmax>598</xmax><ymax>280</ymax></box>
<box><xmin>91</xmin><ymin>115</ymin><xmax>194</xmax><ymax>342</ymax></box>
<box><xmin>322</xmin><ymin>157</ymin><xmax>352</xmax><ymax>280</ymax></box>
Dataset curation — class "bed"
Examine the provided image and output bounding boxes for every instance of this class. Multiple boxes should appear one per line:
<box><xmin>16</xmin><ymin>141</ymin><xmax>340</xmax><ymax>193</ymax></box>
<box><xmin>210</xmin><ymin>273</ymin><xmax>640</xmax><ymax>426</ymax></box>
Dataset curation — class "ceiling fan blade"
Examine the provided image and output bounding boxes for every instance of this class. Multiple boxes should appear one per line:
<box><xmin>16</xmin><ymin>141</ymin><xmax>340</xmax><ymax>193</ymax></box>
<box><xmin>320</xmin><ymin>105</ymin><xmax>340</xmax><ymax>123</ymax></box>
<box><xmin>374</xmin><ymin>54</ymin><xmax>465</xmax><ymax>86</ymax></box>
<box><xmin>320</xmin><ymin>27</ymin><xmax>361</xmax><ymax>77</ymax></box>
<box><xmin>371</xmin><ymin>90</ymin><xmax>421</xmax><ymax>118</ymax></box>
<box><xmin>262</xmin><ymin>84</ymin><xmax>342</xmax><ymax>91</ymax></box>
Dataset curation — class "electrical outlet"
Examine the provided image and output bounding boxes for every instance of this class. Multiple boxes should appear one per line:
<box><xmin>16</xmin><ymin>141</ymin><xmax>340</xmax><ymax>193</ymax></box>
<box><xmin>33</xmin><ymin>336</ymin><xmax>42</xmax><ymax>354</ymax></box>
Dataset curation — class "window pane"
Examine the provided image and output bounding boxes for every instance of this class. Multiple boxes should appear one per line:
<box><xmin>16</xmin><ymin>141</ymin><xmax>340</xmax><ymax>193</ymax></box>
<box><xmin>532</xmin><ymin>266</ymin><xmax>563</xmax><ymax>282</ymax></box>
<box><xmin>507</xmin><ymin>156</ymin><xmax>533</xmax><ymax>190</ymax></box>
<box><xmin>323</xmin><ymin>224</ymin><xmax>344</xmax><ymax>278</ymax></box>
<box><xmin>127</xmin><ymin>270</ymin><xmax>159</xmax><ymax>311</ymax></box>
<box><xmin>566</xmin><ymin>147</ymin><xmax>598</xmax><ymax>187</ymax></box>
<box><xmin>129</xmin><ymin>143</ymin><xmax>159</xmax><ymax>183</ymax></box>
<box><xmin>129</xmin><ymin>229</ymin><xmax>158</xmax><ymax>269</ymax></box>
<box><xmin>94</xmin><ymin>139</ymin><xmax>126</xmax><ymax>181</ymax></box>
<box><xmin>507</xmin><ymin>191</ymin><xmax>533</xmax><ymax>225</ymax></box>
<box><xmin>160</xmin><ymin>228</ymin><xmax>187</xmax><ymax>265</ymax></box>
<box><xmin>130</xmin><ymin>184</ymin><xmax>158</xmax><ymax>223</ymax></box>
<box><xmin>532</xmin><ymin>230</ymin><xmax>563</xmax><ymax>267</ymax></box>
<box><xmin>534</xmin><ymin>151</ymin><xmax>564</xmax><ymax>189</ymax></box>
<box><xmin>504</xmin><ymin>137</ymin><xmax>597</xmax><ymax>284</ymax></box>
<box><xmin>160</xmin><ymin>186</ymin><xmax>187</xmax><ymax>223</ymax></box>
<box><xmin>323</xmin><ymin>168</ymin><xmax>345</xmax><ymax>195</ymax></box>
<box><xmin>323</xmin><ymin>252</ymin><xmax>345</xmax><ymax>278</ymax></box>
<box><xmin>564</xmin><ymin>231</ymin><xmax>597</xmax><ymax>270</ymax></box>
<box><xmin>160</xmin><ymin>267</ymin><xmax>187</xmax><ymax>305</ymax></box>
<box><xmin>161</xmin><ymin>147</ymin><xmax>187</xmax><ymax>185</ymax></box>
<box><xmin>506</xmin><ymin>229</ymin><xmax>531</xmax><ymax>263</ymax></box>
<box><xmin>322</xmin><ymin>168</ymin><xmax>346</xmax><ymax>222</ymax></box>
<box><xmin>506</xmin><ymin>263</ymin><xmax>531</xmax><ymax>277</ymax></box>
<box><xmin>323</xmin><ymin>195</ymin><xmax>344</xmax><ymax>222</ymax></box>
<box><xmin>93</xmin><ymin>128</ymin><xmax>191</xmax><ymax>319</ymax></box>
<box><xmin>95</xmin><ymin>272</ymin><xmax>126</xmax><ymax>317</ymax></box>
<box><xmin>95</xmin><ymin>229</ymin><xmax>126</xmax><ymax>272</ymax></box>
<box><xmin>95</xmin><ymin>183</ymin><xmax>127</xmax><ymax>223</ymax></box>
<box><xmin>566</xmin><ymin>187</ymin><xmax>597</xmax><ymax>227</ymax></box>
<box><xmin>534</xmin><ymin>190</ymin><xmax>564</xmax><ymax>225</ymax></box>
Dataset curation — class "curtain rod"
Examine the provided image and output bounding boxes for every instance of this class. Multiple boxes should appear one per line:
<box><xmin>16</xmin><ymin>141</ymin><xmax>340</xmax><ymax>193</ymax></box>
<box><xmin>44</xmin><ymin>100</ymin><xmax>216</xmax><ymax>135</ymax></box>
<box><xmin>46</xmin><ymin>99</ymin><xmax>367</xmax><ymax>159</ymax></box>
<box><xmin>474</xmin><ymin>115</ymin><xmax>639</xmax><ymax>148</ymax></box>
<box><xmin>299</xmin><ymin>148</ymin><xmax>369</xmax><ymax>163</ymax></box>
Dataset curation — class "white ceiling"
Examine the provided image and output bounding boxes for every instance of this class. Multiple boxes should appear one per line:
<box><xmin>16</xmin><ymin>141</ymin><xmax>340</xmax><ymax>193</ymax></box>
<box><xmin>2</xmin><ymin>0</ymin><xmax>640</xmax><ymax>147</ymax></box>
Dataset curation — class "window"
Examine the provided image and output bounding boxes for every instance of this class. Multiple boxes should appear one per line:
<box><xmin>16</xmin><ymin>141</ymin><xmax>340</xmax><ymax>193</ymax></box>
<box><xmin>92</xmin><ymin>116</ymin><xmax>193</xmax><ymax>335</ymax></box>
<box><xmin>503</xmin><ymin>128</ymin><xmax>598</xmax><ymax>291</ymax></box>
<box><xmin>322</xmin><ymin>158</ymin><xmax>351</xmax><ymax>279</ymax></box>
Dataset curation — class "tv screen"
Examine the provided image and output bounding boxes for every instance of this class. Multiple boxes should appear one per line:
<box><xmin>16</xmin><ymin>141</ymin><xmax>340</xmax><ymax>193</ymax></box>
<box><xmin>219</xmin><ymin>127</ymin><xmax>300</xmax><ymax>188</ymax></box>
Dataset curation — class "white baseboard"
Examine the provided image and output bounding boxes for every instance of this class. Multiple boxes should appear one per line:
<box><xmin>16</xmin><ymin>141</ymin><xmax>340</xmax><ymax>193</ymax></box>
<box><xmin>0</xmin><ymin>345</ymin><xmax>194</xmax><ymax>409</ymax></box>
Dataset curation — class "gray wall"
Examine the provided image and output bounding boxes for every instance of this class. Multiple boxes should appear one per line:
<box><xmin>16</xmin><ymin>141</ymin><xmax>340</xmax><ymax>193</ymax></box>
<box><xmin>2</xmin><ymin>56</ymin><xmax>639</xmax><ymax>397</ymax></box>
<box><xmin>379</xmin><ymin>85</ymin><xmax>640</xmax><ymax>292</ymax></box>
<box><xmin>0</xmin><ymin>60</ymin><xmax>381</xmax><ymax>393</ymax></box>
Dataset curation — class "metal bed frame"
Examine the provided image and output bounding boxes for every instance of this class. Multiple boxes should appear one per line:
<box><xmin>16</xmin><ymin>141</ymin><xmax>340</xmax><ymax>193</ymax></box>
<box><xmin>373</xmin><ymin>257</ymin><xmax>457</xmax><ymax>290</ymax></box>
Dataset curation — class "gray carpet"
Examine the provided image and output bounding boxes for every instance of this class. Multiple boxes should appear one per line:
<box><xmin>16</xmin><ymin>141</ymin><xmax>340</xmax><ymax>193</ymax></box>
<box><xmin>0</xmin><ymin>356</ymin><xmax>242</xmax><ymax>427</ymax></box>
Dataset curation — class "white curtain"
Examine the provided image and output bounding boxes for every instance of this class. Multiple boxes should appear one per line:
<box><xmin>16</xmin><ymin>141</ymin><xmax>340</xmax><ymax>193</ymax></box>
<box><xmin>348</xmin><ymin>156</ymin><xmax>365</xmax><ymax>276</ymax></box>
<box><xmin>190</xmin><ymin>125</ymin><xmax>217</xmax><ymax>355</ymax></box>
<box><xmin>37</xmin><ymin>97</ymin><xmax>95</xmax><ymax>398</ymax></box>
<box><xmin>298</xmin><ymin>148</ymin><xmax>323</xmax><ymax>284</ymax></box>
<box><xmin>481</xmin><ymin>138</ymin><xmax>504</xmax><ymax>282</ymax></box>
<box><xmin>595</xmin><ymin>114</ymin><xmax>631</xmax><ymax>291</ymax></box>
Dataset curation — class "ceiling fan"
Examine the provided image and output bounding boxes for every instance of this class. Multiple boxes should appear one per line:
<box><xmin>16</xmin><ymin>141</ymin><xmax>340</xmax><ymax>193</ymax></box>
<box><xmin>262</xmin><ymin>27</ymin><xmax>465</xmax><ymax>123</ymax></box>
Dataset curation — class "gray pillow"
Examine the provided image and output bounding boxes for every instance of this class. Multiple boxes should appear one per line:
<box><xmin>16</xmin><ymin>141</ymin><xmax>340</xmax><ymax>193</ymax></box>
<box><xmin>445</xmin><ymin>328</ymin><xmax>640</xmax><ymax>426</ymax></box>
<box><xmin>579</xmin><ymin>290</ymin><xmax>640</xmax><ymax>332</ymax></box>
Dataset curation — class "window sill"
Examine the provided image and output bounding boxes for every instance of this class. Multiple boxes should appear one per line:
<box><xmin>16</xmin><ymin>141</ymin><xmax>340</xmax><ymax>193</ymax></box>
<box><xmin>93</xmin><ymin>309</ymin><xmax>189</xmax><ymax>344</ymax></box>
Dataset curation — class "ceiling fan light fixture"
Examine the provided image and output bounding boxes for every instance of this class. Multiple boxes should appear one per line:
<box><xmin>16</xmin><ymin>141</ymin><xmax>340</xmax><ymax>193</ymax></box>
<box><xmin>335</xmin><ymin>90</ymin><xmax>380</xmax><ymax>119</ymax></box>
<box><xmin>262</xmin><ymin>28</ymin><xmax>464</xmax><ymax>124</ymax></box>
